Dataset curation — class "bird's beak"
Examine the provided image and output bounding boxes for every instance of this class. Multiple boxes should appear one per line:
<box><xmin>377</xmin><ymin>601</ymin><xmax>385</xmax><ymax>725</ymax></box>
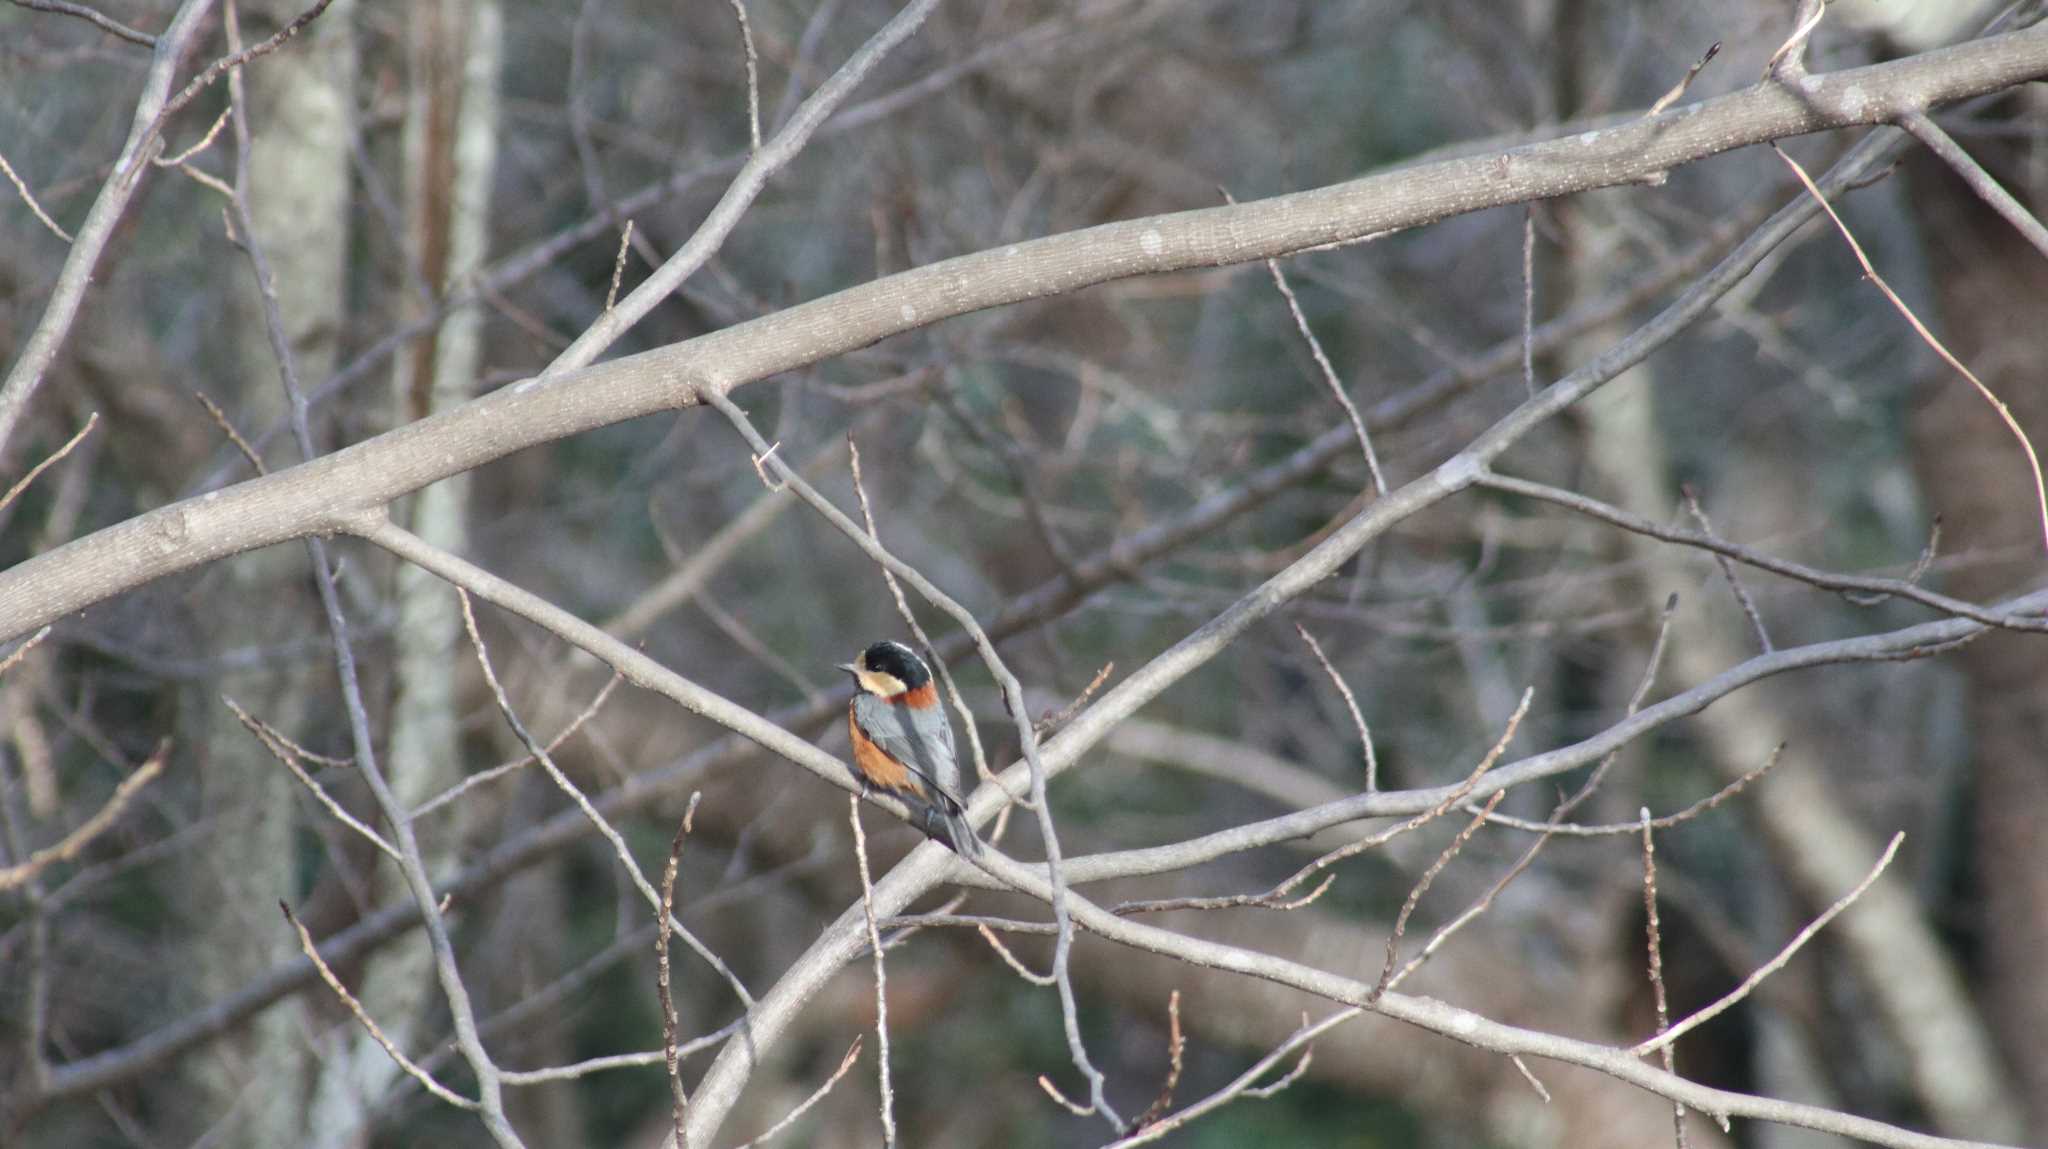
<box><xmin>836</xmin><ymin>662</ymin><xmax>858</xmax><ymax>675</ymax></box>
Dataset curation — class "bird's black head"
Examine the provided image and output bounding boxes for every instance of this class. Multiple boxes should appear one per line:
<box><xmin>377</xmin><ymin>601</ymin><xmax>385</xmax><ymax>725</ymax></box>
<box><xmin>845</xmin><ymin>640</ymin><xmax>931</xmax><ymax>697</ymax></box>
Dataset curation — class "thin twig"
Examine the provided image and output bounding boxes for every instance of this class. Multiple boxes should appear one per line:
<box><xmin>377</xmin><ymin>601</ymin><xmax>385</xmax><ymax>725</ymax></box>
<box><xmin>1474</xmin><ymin>743</ymin><xmax>1783</xmax><ymax>836</ymax></box>
<box><xmin>8</xmin><ymin>0</ymin><xmax>156</xmax><ymax>45</ymax></box>
<box><xmin>725</xmin><ymin>0</ymin><xmax>763</xmax><ymax>153</ymax></box>
<box><xmin>1036</xmin><ymin>662</ymin><xmax>1114</xmax><ymax>740</ymax></box>
<box><xmin>0</xmin><ymin>146</ymin><xmax>73</xmax><ymax>242</ymax></box>
<box><xmin>1116</xmin><ymin>691</ymin><xmax>1530</xmax><ymax>918</ymax></box>
<box><xmin>1649</xmin><ymin>42</ymin><xmax>1722</xmax><ymax>117</ymax></box>
<box><xmin>604</xmin><ymin>221</ymin><xmax>635</xmax><ymax>313</ymax></box>
<box><xmin>1103</xmin><ymin>1009</ymin><xmax>1348</xmax><ymax>1148</ymax></box>
<box><xmin>279</xmin><ymin>901</ymin><xmax>478</xmax><ymax>1110</ymax></box>
<box><xmin>1763</xmin><ymin>0</ymin><xmax>1827</xmax><ymax>79</ymax></box>
<box><xmin>1682</xmin><ymin>485</ymin><xmax>1771</xmax><ymax>652</ymax></box>
<box><xmin>851</xmin><ymin>795</ymin><xmax>898</xmax><ymax>1149</ymax></box>
<box><xmin>0</xmin><ymin>626</ymin><xmax>51</xmax><ymax>679</ymax></box>
<box><xmin>1520</xmin><ymin>207</ymin><xmax>1537</xmax><ymax>396</ymax></box>
<box><xmin>1512</xmin><ymin>1056</ymin><xmax>1552</xmax><ymax>1102</ymax></box>
<box><xmin>1294</xmin><ymin>624</ymin><xmax>1377</xmax><ymax>790</ymax></box>
<box><xmin>1229</xmin><ymin>187</ymin><xmax>1387</xmax><ymax>495</ymax></box>
<box><xmin>412</xmin><ymin>672</ymin><xmax>623</xmax><ymax>817</ymax></box>
<box><xmin>1641</xmin><ymin>809</ymin><xmax>1691</xmax><ymax>1148</ymax></box>
<box><xmin>1845</xmin><ymin>518</ymin><xmax>1940</xmax><ymax>606</ymax></box>
<box><xmin>1900</xmin><ymin>111</ymin><xmax>2048</xmax><ymax>260</ymax></box>
<box><xmin>0</xmin><ymin>412</ymin><xmax>98</xmax><ymax>517</ymax></box>
<box><xmin>144</xmin><ymin>0</ymin><xmax>338</xmax><ymax>165</ymax></box>
<box><xmin>155</xmin><ymin>106</ymin><xmax>233</xmax><ymax>168</ymax></box>
<box><xmin>1241</xmin><ymin>1036</ymin><xmax>1314</xmax><ymax>1098</ymax></box>
<box><xmin>222</xmin><ymin>696</ymin><xmax>399</xmax><ymax>862</ymax></box>
<box><xmin>1132</xmin><ymin>990</ymin><xmax>1184</xmax><ymax>1130</ymax></box>
<box><xmin>729</xmin><ymin>1036</ymin><xmax>865</xmax><ymax>1148</ymax></box>
<box><xmin>0</xmin><ymin>743</ymin><xmax>165</xmax><ymax>893</ymax></box>
<box><xmin>1370</xmin><ymin>790</ymin><xmax>1504</xmax><ymax>1001</ymax></box>
<box><xmin>1476</xmin><ymin>471</ymin><xmax>2048</xmax><ymax>632</ymax></box>
<box><xmin>1773</xmin><ymin>142</ymin><xmax>2048</xmax><ymax>553</ymax></box>
<box><xmin>1636</xmin><ymin>832</ymin><xmax>1905</xmax><ymax>1057</ymax></box>
<box><xmin>658</xmin><ymin>792</ymin><xmax>701</xmax><ymax>1145</ymax></box>
<box><xmin>976</xmin><ymin>921</ymin><xmax>1055</xmax><ymax>985</ymax></box>
<box><xmin>455</xmin><ymin>590</ymin><xmax>755</xmax><ymax>1009</ymax></box>
<box><xmin>189</xmin><ymin>391</ymin><xmax>266</xmax><ymax>474</ymax></box>
<box><xmin>1037</xmin><ymin>1074</ymin><xmax>1095</xmax><ymax>1117</ymax></box>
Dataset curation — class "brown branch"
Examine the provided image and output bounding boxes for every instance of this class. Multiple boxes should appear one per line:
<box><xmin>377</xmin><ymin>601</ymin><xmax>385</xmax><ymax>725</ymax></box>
<box><xmin>0</xmin><ymin>145</ymin><xmax>73</xmax><ymax>242</ymax></box>
<box><xmin>1640</xmin><ymin>810</ymin><xmax>1691</xmax><ymax>1149</ymax></box>
<box><xmin>0</xmin><ymin>412</ymin><xmax>97</xmax><ymax>517</ymax></box>
<box><xmin>1773</xmin><ymin>141</ymin><xmax>2048</xmax><ymax>552</ymax></box>
<box><xmin>657</xmin><ymin>793</ymin><xmax>701</xmax><ymax>1146</ymax></box>
<box><xmin>279</xmin><ymin>901</ymin><xmax>477</xmax><ymax>1111</ymax></box>
<box><xmin>0</xmin><ymin>742</ymin><xmax>165</xmax><ymax>893</ymax></box>
<box><xmin>1370</xmin><ymin>790</ymin><xmax>1506</xmax><ymax>1003</ymax></box>
<box><xmin>1636</xmin><ymin>833</ymin><xmax>1905</xmax><ymax>1058</ymax></box>
<box><xmin>1130</xmin><ymin>990</ymin><xmax>1184</xmax><ymax>1131</ymax></box>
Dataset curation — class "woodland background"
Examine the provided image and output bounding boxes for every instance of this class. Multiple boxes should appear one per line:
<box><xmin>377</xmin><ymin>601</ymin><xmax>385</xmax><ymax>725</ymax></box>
<box><xmin>2</xmin><ymin>1</ymin><xmax>2047</xmax><ymax>1147</ymax></box>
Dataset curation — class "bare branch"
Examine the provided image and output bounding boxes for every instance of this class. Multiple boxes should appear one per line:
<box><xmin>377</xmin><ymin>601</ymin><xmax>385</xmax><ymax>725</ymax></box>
<box><xmin>1640</xmin><ymin>810</ymin><xmax>1691</xmax><ymax>1149</ymax></box>
<box><xmin>725</xmin><ymin>0</ymin><xmax>763</xmax><ymax>153</ymax></box>
<box><xmin>1103</xmin><ymin>1009</ymin><xmax>1350</xmax><ymax>1148</ymax></box>
<box><xmin>850</xmin><ymin>796</ymin><xmax>898</xmax><ymax>1147</ymax></box>
<box><xmin>8</xmin><ymin>0</ymin><xmax>157</xmax><ymax>46</ymax></box>
<box><xmin>412</xmin><ymin>672</ymin><xmax>623</xmax><ymax>817</ymax></box>
<box><xmin>1636</xmin><ymin>833</ymin><xmax>1906</xmax><ymax>1058</ymax></box>
<box><xmin>1370</xmin><ymin>790</ymin><xmax>1506</xmax><ymax>1002</ymax></box>
<box><xmin>1648</xmin><ymin>41</ymin><xmax>1721</xmax><ymax>116</ymax></box>
<box><xmin>1294</xmin><ymin>624</ymin><xmax>1377</xmax><ymax>790</ymax></box>
<box><xmin>279</xmin><ymin>902</ymin><xmax>477</xmax><ymax>1111</ymax></box>
<box><xmin>0</xmin><ymin>743</ymin><xmax>165</xmax><ymax>893</ymax></box>
<box><xmin>658</xmin><ymin>794</ymin><xmax>703</xmax><ymax>1145</ymax></box>
<box><xmin>13</xmin><ymin>29</ymin><xmax>2045</xmax><ymax>634</ymax></box>
<box><xmin>1773</xmin><ymin>141</ymin><xmax>2048</xmax><ymax>552</ymax></box>
<box><xmin>0</xmin><ymin>146</ymin><xmax>73</xmax><ymax>242</ymax></box>
<box><xmin>1682</xmin><ymin>485</ymin><xmax>1772</xmax><ymax>653</ymax></box>
<box><xmin>729</xmin><ymin>1037</ymin><xmax>864</xmax><ymax>1149</ymax></box>
<box><xmin>1229</xmin><ymin>187</ymin><xmax>1387</xmax><ymax>495</ymax></box>
<box><xmin>222</xmin><ymin>696</ymin><xmax>399</xmax><ymax>863</ymax></box>
<box><xmin>0</xmin><ymin>412</ymin><xmax>97</xmax><ymax>517</ymax></box>
<box><xmin>456</xmin><ymin>590</ymin><xmax>755</xmax><ymax>1009</ymax></box>
<box><xmin>1475</xmin><ymin>471</ymin><xmax>2048</xmax><ymax>632</ymax></box>
<box><xmin>1131</xmin><ymin>990</ymin><xmax>1184</xmax><ymax>1131</ymax></box>
<box><xmin>1900</xmin><ymin>110</ymin><xmax>2048</xmax><ymax>259</ymax></box>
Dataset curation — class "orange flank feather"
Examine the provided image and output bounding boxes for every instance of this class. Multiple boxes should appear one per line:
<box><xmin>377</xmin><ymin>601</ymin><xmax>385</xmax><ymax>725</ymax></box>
<box><xmin>849</xmin><ymin>709</ymin><xmax>927</xmax><ymax>796</ymax></box>
<box><xmin>898</xmin><ymin>681</ymin><xmax>939</xmax><ymax>709</ymax></box>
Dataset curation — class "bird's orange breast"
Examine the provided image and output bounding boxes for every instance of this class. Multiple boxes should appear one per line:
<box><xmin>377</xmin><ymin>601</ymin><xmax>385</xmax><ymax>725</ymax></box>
<box><xmin>849</xmin><ymin>708</ymin><xmax>927</xmax><ymax>796</ymax></box>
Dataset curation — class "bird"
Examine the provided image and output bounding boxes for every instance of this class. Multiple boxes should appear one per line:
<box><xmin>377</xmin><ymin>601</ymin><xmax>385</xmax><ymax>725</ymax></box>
<box><xmin>839</xmin><ymin>640</ymin><xmax>981</xmax><ymax>857</ymax></box>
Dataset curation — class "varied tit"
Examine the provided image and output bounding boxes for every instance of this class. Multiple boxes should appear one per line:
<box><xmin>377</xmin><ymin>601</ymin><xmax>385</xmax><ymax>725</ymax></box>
<box><xmin>839</xmin><ymin>640</ymin><xmax>981</xmax><ymax>857</ymax></box>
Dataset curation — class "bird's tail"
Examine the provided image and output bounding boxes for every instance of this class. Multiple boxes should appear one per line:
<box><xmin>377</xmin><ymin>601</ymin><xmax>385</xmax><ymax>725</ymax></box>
<box><xmin>921</xmin><ymin>792</ymin><xmax>982</xmax><ymax>858</ymax></box>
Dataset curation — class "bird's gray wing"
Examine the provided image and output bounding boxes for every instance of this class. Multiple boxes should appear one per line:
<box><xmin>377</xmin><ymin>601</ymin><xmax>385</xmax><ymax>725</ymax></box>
<box><xmin>853</xmin><ymin>693</ymin><xmax>963</xmax><ymax>799</ymax></box>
